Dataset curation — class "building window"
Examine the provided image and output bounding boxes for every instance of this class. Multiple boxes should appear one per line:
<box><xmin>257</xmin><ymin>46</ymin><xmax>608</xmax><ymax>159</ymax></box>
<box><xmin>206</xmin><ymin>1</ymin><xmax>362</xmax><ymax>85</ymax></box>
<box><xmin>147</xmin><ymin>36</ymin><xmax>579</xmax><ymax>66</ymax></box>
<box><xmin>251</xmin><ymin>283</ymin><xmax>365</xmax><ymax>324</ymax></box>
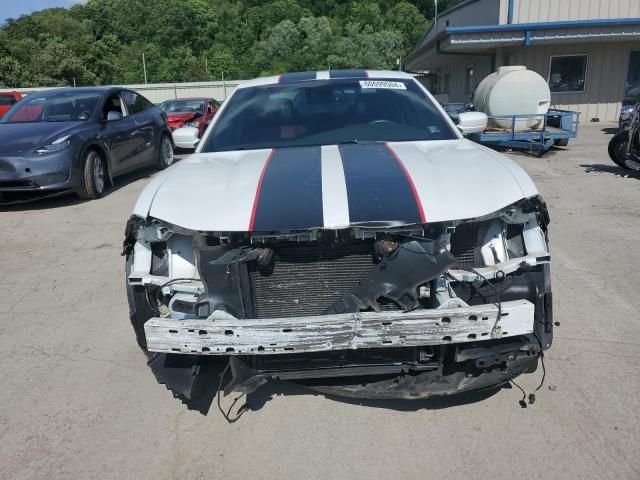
<box><xmin>465</xmin><ymin>67</ymin><xmax>475</xmax><ymax>98</ymax></box>
<box><xmin>442</xmin><ymin>72</ymin><xmax>450</xmax><ymax>94</ymax></box>
<box><xmin>548</xmin><ymin>55</ymin><xmax>587</xmax><ymax>93</ymax></box>
<box><xmin>431</xmin><ymin>74</ymin><xmax>440</xmax><ymax>94</ymax></box>
<box><xmin>626</xmin><ymin>51</ymin><xmax>640</xmax><ymax>98</ymax></box>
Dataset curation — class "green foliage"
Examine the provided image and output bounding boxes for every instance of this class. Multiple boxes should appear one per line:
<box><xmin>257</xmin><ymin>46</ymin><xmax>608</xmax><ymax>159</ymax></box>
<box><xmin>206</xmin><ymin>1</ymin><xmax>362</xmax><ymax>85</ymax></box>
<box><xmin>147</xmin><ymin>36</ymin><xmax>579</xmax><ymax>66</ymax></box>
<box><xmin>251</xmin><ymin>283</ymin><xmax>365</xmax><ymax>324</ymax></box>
<box><xmin>0</xmin><ymin>0</ymin><xmax>464</xmax><ymax>87</ymax></box>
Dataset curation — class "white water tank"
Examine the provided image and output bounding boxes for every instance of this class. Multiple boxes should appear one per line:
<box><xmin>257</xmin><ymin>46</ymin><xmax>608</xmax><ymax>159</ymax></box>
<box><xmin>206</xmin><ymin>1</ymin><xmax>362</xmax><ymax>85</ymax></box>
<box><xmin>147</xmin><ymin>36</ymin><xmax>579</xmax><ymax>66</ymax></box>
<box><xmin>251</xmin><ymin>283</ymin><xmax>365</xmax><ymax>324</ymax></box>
<box><xmin>473</xmin><ymin>66</ymin><xmax>551</xmax><ymax>130</ymax></box>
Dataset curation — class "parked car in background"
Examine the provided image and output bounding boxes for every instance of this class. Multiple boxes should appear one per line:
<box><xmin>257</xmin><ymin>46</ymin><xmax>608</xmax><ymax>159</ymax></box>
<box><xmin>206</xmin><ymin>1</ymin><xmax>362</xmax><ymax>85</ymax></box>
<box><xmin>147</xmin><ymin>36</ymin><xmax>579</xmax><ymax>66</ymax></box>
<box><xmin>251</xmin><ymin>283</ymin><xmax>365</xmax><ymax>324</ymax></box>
<box><xmin>159</xmin><ymin>97</ymin><xmax>220</xmax><ymax>149</ymax></box>
<box><xmin>0</xmin><ymin>87</ymin><xmax>174</xmax><ymax>203</ymax></box>
<box><xmin>0</xmin><ymin>91</ymin><xmax>22</xmax><ymax>118</ymax></box>
<box><xmin>124</xmin><ymin>70</ymin><xmax>553</xmax><ymax>403</ymax></box>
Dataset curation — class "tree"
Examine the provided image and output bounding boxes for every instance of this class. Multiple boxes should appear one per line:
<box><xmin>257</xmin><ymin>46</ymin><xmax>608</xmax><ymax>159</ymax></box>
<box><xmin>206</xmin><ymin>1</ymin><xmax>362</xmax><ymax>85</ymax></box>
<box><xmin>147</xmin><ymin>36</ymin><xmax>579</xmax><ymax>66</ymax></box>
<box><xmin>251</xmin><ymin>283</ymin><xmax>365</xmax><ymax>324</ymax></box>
<box><xmin>0</xmin><ymin>56</ymin><xmax>22</xmax><ymax>87</ymax></box>
<box><xmin>0</xmin><ymin>0</ymin><xmax>447</xmax><ymax>86</ymax></box>
<box><xmin>298</xmin><ymin>16</ymin><xmax>333</xmax><ymax>70</ymax></box>
<box><xmin>384</xmin><ymin>2</ymin><xmax>428</xmax><ymax>54</ymax></box>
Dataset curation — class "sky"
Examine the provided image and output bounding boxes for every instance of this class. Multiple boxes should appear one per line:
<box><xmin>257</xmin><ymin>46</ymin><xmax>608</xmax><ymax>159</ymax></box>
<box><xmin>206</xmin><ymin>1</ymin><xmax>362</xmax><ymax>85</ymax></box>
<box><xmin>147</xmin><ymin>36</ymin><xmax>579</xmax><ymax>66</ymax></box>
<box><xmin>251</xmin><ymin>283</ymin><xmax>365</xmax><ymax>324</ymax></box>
<box><xmin>2</xmin><ymin>0</ymin><xmax>87</xmax><ymax>23</ymax></box>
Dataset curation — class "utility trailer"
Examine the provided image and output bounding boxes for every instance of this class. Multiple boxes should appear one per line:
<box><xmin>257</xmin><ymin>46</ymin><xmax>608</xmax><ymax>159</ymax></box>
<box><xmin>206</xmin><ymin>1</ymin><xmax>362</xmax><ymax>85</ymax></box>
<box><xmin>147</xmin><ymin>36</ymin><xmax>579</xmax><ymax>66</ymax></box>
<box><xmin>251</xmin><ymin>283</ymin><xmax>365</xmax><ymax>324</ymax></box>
<box><xmin>443</xmin><ymin>104</ymin><xmax>580</xmax><ymax>155</ymax></box>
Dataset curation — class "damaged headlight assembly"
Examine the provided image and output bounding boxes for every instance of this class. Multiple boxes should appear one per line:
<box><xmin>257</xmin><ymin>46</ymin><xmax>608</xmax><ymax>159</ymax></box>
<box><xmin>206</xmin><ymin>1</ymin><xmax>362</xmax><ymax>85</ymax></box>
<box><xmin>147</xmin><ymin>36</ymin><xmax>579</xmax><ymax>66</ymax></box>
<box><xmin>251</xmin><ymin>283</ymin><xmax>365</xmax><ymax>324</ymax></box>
<box><xmin>122</xmin><ymin>195</ymin><xmax>553</xmax><ymax>405</ymax></box>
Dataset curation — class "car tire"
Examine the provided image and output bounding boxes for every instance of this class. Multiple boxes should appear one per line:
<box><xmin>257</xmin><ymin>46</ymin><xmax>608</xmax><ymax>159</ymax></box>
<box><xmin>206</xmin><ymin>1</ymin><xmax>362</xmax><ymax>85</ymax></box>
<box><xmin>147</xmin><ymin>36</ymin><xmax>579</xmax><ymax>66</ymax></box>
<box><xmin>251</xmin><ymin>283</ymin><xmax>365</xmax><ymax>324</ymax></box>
<box><xmin>77</xmin><ymin>149</ymin><xmax>106</xmax><ymax>199</ymax></box>
<box><xmin>157</xmin><ymin>134</ymin><xmax>175</xmax><ymax>169</ymax></box>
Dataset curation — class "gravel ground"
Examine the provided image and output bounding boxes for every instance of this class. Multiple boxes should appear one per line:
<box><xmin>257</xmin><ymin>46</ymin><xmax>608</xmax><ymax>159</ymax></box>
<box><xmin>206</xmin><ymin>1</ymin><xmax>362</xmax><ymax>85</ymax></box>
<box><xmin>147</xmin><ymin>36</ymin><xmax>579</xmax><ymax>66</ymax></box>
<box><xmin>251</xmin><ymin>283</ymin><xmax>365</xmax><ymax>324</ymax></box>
<box><xmin>1</xmin><ymin>123</ymin><xmax>639</xmax><ymax>480</ymax></box>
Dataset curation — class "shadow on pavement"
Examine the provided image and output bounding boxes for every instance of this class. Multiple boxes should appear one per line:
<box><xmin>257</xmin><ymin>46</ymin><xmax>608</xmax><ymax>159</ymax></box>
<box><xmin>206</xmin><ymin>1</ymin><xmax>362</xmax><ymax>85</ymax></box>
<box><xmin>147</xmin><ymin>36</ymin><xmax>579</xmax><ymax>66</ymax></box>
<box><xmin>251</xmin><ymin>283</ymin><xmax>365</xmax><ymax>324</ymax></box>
<box><xmin>601</xmin><ymin>127</ymin><xmax>619</xmax><ymax>135</ymax></box>
<box><xmin>0</xmin><ymin>167</ymin><xmax>157</xmax><ymax>211</ymax></box>
<box><xmin>183</xmin><ymin>376</ymin><xmax>505</xmax><ymax>419</ymax></box>
<box><xmin>246</xmin><ymin>380</ymin><xmax>503</xmax><ymax>412</ymax></box>
<box><xmin>581</xmin><ymin>163</ymin><xmax>640</xmax><ymax>179</ymax></box>
<box><xmin>488</xmin><ymin>145</ymin><xmax>566</xmax><ymax>158</ymax></box>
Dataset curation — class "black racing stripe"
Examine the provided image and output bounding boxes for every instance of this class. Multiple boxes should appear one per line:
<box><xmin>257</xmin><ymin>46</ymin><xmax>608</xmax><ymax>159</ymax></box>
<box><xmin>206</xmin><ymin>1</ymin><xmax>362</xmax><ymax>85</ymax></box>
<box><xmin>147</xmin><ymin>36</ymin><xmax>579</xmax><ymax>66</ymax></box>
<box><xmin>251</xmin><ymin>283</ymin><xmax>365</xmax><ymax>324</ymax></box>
<box><xmin>339</xmin><ymin>143</ymin><xmax>422</xmax><ymax>225</ymax></box>
<box><xmin>279</xmin><ymin>71</ymin><xmax>317</xmax><ymax>83</ymax></box>
<box><xmin>252</xmin><ymin>147</ymin><xmax>323</xmax><ymax>231</ymax></box>
<box><xmin>329</xmin><ymin>69</ymin><xmax>367</xmax><ymax>79</ymax></box>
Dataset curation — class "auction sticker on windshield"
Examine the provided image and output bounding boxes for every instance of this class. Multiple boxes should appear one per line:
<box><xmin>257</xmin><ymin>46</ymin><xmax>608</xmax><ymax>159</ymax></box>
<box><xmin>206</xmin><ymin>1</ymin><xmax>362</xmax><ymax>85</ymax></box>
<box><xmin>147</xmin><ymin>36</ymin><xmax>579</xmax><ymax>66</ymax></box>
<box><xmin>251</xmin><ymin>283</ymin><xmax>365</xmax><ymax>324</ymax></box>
<box><xmin>359</xmin><ymin>80</ymin><xmax>407</xmax><ymax>90</ymax></box>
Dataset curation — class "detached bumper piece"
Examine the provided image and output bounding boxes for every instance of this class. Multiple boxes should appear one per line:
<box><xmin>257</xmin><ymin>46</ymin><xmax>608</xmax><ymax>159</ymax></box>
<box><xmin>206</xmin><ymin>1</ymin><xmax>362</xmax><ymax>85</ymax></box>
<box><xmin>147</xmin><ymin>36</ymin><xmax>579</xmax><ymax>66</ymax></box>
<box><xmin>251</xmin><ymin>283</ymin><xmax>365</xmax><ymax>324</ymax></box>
<box><xmin>171</xmin><ymin>127</ymin><xmax>200</xmax><ymax>150</ymax></box>
<box><xmin>145</xmin><ymin>299</ymin><xmax>534</xmax><ymax>355</ymax></box>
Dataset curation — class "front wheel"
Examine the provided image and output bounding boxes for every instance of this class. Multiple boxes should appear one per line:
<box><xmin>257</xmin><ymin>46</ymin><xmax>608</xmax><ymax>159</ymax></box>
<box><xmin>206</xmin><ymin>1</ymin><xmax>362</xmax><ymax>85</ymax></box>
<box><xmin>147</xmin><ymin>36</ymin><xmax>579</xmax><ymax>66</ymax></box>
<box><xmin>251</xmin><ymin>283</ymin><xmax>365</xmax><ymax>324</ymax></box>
<box><xmin>77</xmin><ymin>149</ymin><xmax>106</xmax><ymax>199</ymax></box>
<box><xmin>157</xmin><ymin>134</ymin><xmax>175</xmax><ymax>169</ymax></box>
<box><xmin>608</xmin><ymin>130</ymin><xmax>640</xmax><ymax>170</ymax></box>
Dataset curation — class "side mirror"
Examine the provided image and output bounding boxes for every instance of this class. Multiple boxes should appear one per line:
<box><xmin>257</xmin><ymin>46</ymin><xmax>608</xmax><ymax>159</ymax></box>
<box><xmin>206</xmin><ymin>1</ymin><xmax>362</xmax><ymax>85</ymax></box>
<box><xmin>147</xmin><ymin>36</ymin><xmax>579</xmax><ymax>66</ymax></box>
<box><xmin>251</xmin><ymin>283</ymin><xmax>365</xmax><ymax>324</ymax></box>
<box><xmin>107</xmin><ymin>111</ymin><xmax>123</xmax><ymax>122</ymax></box>
<box><xmin>457</xmin><ymin>111</ymin><xmax>487</xmax><ymax>135</ymax></box>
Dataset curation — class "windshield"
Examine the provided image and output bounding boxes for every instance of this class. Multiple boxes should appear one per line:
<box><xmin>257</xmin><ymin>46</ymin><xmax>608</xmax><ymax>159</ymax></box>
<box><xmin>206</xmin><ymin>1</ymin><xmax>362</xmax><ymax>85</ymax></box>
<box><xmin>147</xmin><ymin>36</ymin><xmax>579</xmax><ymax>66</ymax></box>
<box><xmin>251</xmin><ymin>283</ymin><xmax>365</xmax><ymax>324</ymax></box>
<box><xmin>2</xmin><ymin>91</ymin><xmax>101</xmax><ymax>123</ymax></box>
<box><xmin>159</xmin><ymin>99</ymin><xmax>206</xmax><ymax>114</ymax></box>
<box><xmin>0</xmin><ymin>94</ymin><xmax>18</xmax><ymax>106</ymax></box>
<box><xmin>201</xmin><ymin>78</ymin><xmax>456</xmax><ymax>152</ymax></box>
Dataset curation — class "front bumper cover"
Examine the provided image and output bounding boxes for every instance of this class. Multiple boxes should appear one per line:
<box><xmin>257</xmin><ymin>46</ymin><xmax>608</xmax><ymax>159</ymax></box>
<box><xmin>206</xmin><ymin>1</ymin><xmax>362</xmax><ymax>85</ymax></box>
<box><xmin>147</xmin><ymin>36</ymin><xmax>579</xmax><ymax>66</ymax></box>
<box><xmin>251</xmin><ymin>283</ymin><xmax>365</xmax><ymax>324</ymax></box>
<box><xmin>171</xmin><ymin>126</ymin><xmax>200</xmax><ymax>150</ymax></box>
<box><xmin>0</xmin><ymin>151</ymin><xmax>75</xmax><ymax>193</ymax></box>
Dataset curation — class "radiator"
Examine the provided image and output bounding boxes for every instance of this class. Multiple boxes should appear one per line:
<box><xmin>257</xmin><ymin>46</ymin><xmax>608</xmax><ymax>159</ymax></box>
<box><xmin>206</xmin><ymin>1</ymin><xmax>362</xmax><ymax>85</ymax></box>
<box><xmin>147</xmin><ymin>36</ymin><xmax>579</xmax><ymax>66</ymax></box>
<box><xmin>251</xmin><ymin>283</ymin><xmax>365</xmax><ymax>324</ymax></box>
<box><xmin>251</xmin><ymin>242</ymin><xmax>378</xmax><ymax>318</ymax></box>
<box><xmin>450</xmin><ymin>222</ymin><xmax>480</xmax><ymax>269</ymax></box>
<box><xmin>251</xmin><ymin>230</ymin><xmax>479</xmax><ymax>319</ymax></box>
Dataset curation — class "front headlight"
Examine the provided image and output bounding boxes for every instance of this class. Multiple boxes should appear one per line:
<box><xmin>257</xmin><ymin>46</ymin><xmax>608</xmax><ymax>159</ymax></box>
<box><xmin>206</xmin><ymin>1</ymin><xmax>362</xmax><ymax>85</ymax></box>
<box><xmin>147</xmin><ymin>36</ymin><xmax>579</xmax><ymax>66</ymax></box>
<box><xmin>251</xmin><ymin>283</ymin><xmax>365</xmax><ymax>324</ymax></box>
<box><xmin>35</xmin><ymin>136</ymin><xmax>71</xmax><ymax>154</ymax></box>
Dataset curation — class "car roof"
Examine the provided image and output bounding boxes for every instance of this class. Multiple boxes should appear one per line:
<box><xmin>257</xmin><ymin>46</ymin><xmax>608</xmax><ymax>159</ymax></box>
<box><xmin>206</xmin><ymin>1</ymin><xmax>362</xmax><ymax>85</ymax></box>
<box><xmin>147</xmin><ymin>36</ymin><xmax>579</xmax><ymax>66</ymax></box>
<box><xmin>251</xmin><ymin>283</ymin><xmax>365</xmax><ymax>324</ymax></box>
<box><xmin>20</xmin><ymin>86</ymin><xmax>124</xmax><ymax>96</ymax></box>
<box><xmin>165</xmin><ymin>97</ymin><xmax>212</xmax><ymax>101</ymax></box>
<box><xmin>238</xmin><ymin>69</ymin><xmax>416</xmax><ymax>89</ymax></box>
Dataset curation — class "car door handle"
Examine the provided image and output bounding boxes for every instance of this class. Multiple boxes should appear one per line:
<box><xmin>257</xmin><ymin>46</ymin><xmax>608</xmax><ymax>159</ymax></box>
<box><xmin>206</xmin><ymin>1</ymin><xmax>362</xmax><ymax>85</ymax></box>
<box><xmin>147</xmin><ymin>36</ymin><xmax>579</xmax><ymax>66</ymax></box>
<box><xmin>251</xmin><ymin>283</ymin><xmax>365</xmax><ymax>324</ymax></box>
<box><xmin>129</xmin><ymin>129</ymin><xmax>142</xmax><ymax>137</ymax></box>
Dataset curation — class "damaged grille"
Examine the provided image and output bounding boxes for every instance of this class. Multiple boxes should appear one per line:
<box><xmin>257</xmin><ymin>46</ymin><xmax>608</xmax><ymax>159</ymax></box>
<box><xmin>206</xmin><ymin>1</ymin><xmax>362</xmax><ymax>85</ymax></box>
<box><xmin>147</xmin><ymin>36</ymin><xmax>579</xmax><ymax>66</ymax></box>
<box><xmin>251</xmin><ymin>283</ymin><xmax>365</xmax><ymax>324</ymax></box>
<box><xmin>251</xmin><ymin>242</ymin><xmax>380</xmax><ymax>318</ymax></box>
<box><xmin>450</xmin><ymin>222</ymin><xmax>480</xmax><ymax>269</ymax></box>
<box><xmin>243</xmin><ymin>347</ymin><xmax>436</xmax><ymax>372</ymax></box>
<box><xmin>250</xmin><ymin>227</ymin><xmax>482</xmax><ymax>319</ymax></box>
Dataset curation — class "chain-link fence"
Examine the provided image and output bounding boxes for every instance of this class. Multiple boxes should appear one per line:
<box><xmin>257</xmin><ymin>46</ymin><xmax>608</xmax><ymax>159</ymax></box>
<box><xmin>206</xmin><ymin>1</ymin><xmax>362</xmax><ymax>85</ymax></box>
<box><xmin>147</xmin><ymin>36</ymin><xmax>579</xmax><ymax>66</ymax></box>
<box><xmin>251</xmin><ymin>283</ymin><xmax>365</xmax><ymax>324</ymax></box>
<box><xmin>12</xmin><ymin>79</ymin><xmax>243</xmax><ymax>104</ymax></box>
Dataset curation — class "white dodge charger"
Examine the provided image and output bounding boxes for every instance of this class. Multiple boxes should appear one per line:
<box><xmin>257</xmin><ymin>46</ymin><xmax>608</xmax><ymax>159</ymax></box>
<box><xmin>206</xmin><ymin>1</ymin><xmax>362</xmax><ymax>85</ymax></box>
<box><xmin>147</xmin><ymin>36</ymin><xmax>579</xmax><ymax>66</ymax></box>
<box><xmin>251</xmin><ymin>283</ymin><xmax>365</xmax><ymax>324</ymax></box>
<box><xmin>123</xmin><ymin>70</ymin><xmax>553</xmax><ymax>402</ymax></box>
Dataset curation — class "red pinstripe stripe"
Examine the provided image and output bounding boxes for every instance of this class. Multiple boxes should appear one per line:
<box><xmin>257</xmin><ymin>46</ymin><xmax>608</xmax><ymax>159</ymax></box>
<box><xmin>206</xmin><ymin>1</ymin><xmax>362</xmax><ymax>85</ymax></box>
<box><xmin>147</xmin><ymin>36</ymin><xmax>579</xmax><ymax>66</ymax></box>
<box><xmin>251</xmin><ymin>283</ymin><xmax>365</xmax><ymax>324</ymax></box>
<box><xmin>248</xmin><ymin>149</ymin><xmax>275</xmax><ymax>231</ymax></box>
<box><xmin>384</xmin><ymin>142</ymin><xmax>427</xmax><ymax>223</ymax></box>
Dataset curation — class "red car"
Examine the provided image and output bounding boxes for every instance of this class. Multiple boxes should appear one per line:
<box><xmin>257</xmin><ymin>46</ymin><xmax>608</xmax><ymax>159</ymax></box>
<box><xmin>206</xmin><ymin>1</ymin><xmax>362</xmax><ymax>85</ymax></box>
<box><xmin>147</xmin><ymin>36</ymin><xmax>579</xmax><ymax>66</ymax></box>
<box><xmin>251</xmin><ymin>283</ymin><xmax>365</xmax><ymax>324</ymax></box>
<box><xmin>158</xmin><ymin>97</ymin><xmax>220</xmax><ymax>138</ymax></box>
<box><xmin>0</xmin><ymin>92</ymin><xmax>23</xmax><ymax>118</ymax></box>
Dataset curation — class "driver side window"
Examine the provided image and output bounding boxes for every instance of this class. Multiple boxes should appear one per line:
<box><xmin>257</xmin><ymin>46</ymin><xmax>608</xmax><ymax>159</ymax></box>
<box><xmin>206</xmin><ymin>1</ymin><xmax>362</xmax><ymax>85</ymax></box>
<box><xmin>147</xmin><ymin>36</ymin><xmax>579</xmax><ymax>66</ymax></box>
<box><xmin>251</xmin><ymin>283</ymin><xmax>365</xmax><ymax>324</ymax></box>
<box><xmin>102</xmin><ymin>93</ymin><xmax>125</xmax><ymax>120</ymax></box>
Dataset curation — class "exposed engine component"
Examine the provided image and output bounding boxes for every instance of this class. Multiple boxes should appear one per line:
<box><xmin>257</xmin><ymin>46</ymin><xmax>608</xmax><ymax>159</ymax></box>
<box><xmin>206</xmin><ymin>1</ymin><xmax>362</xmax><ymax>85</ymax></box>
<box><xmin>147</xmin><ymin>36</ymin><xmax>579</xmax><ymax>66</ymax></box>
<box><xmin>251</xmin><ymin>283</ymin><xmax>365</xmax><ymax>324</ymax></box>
<box><xmin>124</xmin><ymin>196</ymin><xmax>552</xmax><ymax>401</ymax></box>
<box><xmin>375</xmin><ymin>237</ymin><xmax>399</xmax><ymax>257</ymax></box>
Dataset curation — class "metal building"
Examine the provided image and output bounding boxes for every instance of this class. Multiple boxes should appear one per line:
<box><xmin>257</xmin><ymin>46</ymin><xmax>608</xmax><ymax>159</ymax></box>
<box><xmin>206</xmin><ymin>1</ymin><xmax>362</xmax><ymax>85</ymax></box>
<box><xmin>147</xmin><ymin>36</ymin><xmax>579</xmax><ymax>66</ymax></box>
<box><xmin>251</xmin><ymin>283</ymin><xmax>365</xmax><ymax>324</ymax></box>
<box><xmin>405</xmin><ymin>0</ymin><xmax>640</xmax><ymax>121</ymax></box>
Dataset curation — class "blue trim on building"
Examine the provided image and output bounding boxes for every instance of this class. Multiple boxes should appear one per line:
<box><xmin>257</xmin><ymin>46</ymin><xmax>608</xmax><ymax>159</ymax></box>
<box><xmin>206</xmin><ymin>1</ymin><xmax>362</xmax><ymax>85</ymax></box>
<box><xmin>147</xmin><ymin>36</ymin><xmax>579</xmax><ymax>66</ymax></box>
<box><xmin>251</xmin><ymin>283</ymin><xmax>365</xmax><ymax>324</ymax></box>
<box><xmin>446</xmin><ymin>17</ymin><xmax>640</xmax><ymax>34</ymax></box>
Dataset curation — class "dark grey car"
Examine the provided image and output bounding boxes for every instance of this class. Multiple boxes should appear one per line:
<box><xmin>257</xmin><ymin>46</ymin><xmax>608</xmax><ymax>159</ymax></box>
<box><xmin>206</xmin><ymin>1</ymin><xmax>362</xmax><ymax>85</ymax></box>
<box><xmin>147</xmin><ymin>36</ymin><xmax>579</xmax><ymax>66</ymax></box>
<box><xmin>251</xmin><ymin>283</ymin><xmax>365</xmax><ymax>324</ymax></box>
<box><xmin>0</xmin><ymin>87</ymin><xmax>174</xmax><ymax>202</ymax></box>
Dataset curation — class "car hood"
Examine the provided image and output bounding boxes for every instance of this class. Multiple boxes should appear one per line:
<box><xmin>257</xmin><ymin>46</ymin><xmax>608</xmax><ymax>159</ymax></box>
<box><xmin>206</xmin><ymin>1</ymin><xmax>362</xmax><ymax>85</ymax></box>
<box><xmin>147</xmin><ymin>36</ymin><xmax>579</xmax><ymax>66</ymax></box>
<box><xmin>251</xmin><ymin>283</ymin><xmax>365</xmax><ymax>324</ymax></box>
<box><xmin>0</xmin><ymin>121</ymin><xmax>83</xmax><ymax>155</ymax></box>
<box><xmin>167</xmin><ymin>113</ymin><xmax>198</xmax><ymax>123</ymax></box>
<box><xmin>133</xmin><ymin>139</ymin><xmax>538</xmax><ymax>232</ymax></box>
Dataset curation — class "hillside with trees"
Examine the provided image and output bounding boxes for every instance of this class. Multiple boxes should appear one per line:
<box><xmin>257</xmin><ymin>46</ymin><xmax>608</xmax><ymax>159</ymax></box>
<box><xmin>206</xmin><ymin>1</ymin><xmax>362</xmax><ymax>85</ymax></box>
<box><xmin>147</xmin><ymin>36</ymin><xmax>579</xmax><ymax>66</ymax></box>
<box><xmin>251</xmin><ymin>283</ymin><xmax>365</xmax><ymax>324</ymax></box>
<box><xmin>0</xmin><ymin>0</ymin><xmax>463</xmax><ymax>87</ymax></box>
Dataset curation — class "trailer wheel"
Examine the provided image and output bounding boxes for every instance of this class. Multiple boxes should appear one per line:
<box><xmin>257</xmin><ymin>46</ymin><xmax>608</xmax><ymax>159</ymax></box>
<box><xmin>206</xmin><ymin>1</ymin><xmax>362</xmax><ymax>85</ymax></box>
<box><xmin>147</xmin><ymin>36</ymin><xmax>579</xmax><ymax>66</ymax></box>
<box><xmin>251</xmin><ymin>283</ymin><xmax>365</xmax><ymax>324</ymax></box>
<box><xmin>554</xmin><ymin>138</ymin><xmax>569</xmax><ymax>147</ymax></box>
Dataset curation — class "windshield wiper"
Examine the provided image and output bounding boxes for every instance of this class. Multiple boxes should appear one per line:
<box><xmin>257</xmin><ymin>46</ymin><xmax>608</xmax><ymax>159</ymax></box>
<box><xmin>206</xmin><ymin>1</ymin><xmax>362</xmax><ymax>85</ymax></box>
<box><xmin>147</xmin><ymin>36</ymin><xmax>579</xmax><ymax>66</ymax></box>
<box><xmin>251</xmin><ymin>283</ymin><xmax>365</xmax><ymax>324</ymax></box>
<box><xmin>339</xmin><ymin>139</ymin><xmax>360</xmax><ymax>144</ymax></box>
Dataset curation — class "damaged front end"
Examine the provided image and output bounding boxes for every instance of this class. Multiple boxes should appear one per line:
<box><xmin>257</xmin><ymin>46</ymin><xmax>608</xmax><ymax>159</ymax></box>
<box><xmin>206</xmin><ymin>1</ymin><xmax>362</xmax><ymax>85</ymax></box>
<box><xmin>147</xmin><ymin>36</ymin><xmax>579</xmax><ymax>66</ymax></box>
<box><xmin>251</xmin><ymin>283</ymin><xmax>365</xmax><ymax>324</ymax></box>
<box><xmin>124</xmin><ymin>196</ymin><xmax>552</xmax><ymax>400</ymax></box>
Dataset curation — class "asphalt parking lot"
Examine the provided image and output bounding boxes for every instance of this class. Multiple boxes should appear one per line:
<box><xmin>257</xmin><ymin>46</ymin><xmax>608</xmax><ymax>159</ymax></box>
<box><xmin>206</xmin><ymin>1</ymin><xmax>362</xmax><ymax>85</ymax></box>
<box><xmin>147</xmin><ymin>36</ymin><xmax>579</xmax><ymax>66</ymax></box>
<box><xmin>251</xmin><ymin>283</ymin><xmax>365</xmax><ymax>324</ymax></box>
<box><xmin>1</xmin><ymin>123</ymin><xmax>639</xmax><ymax>480</ymax></box>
